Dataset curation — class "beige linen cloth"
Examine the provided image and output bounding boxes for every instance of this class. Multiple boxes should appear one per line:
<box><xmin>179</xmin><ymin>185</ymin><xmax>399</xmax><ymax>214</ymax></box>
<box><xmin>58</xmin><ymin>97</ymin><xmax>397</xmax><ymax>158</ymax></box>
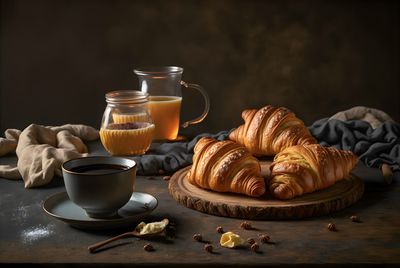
<box><xmin>0</xmin><ymin>124</ymin><xmax>99</xmax><ymax>188</ymax></box>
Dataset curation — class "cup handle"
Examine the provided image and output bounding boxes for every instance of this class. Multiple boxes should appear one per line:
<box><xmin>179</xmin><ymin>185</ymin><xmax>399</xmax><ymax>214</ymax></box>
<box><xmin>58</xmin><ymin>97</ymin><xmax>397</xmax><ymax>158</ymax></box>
<box><xmin>180</xmin><ymin>80</ymin><xmax>210</xmax><ymax>128</ymax></box>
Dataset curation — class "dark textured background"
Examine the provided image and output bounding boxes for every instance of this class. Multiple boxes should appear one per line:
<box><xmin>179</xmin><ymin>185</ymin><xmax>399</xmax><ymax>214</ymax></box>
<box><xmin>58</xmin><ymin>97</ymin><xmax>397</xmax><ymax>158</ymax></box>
<box><xmin>1</xmin><ymin>0</ymin><xmax>399</xmax><ymax>136</ymax></box>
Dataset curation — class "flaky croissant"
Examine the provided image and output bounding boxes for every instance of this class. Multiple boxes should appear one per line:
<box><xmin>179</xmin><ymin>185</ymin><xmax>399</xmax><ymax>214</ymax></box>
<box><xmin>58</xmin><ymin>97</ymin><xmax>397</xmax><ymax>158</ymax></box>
<box><xmin>187</xmin><ymin>137</ymin><xmax>265</xmax><ymax>197</ymax></box>
<box><xmin>229</xmin><ymin>105</ymin><xmax>317</xmax><ymax>156</ymax></box>
<box><xmin>269</xmin><ymin>144</ymin><xmax>358</xmax><ymax>200</ymax></box>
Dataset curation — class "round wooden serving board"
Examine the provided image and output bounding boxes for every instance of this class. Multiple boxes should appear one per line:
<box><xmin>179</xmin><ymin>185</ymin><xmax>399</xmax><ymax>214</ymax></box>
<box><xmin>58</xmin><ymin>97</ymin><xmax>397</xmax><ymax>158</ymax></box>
<box><xmin>168</xmin><ymin>163</ymin><xmax>364</xmax><ymax>220</ymax></box>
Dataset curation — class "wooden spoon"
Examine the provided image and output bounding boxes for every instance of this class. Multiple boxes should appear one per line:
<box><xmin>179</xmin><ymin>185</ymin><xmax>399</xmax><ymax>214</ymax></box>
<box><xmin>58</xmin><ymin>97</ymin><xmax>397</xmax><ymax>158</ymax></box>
<box><xmin>88</xmin><ymin>219</ymin><xmax>169</xmax><ymax>253</ymax></box>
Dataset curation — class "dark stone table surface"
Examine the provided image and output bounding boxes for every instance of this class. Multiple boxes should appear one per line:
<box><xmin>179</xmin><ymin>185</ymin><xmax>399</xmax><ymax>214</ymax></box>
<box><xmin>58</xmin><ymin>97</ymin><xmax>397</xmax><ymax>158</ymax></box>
<box><xmin>0</xmin><ymin>141</ymin><xmax>399</xmax><ymax>267</ymax></box>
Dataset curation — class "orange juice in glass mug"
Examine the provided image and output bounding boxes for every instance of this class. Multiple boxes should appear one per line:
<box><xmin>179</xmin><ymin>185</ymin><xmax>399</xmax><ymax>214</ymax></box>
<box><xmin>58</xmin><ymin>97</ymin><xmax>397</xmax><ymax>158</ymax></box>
<box><xmin>134</xmin><ymin>66</ymin><xmax>210</xmax><ymax>140</ymax></box>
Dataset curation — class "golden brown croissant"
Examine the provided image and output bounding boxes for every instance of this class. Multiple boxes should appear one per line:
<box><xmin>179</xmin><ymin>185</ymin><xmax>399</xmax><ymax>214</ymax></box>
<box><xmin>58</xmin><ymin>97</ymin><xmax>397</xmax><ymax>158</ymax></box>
<box><xmin>187</xmin><ymin>137</ymin><xmax>265</xmax><ymax>197</ymax></box>
<box><xmin>269</xmin><ymin>144</ymin><xmax>358</xmax><ymax>199</ymax></box>
<box><xmin>229</xmin><ymin>105</ymin><xmax>317</xmax><ymax>156</ymax></box>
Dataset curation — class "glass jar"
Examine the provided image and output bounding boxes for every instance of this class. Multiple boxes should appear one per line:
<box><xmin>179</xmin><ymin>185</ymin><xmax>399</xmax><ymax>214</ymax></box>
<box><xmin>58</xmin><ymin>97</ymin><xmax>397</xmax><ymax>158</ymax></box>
<box><xmin>100</xmin><ymin>90</ymin><xmax>154</xmax><ymax>155</ymax></box>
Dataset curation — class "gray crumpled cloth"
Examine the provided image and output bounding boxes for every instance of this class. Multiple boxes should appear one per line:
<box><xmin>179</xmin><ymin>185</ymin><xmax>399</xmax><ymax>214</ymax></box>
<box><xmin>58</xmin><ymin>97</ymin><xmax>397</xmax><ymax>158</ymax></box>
<box><xmin>0</xmin><ymin>124</ymin><xmax>99</xmax><ymax>188</ymax></box>
<box><xmin>309</xmin><ymin>119</ymin><xmax>400</xmax><ymax>172</ymax></box>
<box><xmin>308</xmin><ymin>106</ymin><xmax>399</xmax><ymax>173</ymax></box>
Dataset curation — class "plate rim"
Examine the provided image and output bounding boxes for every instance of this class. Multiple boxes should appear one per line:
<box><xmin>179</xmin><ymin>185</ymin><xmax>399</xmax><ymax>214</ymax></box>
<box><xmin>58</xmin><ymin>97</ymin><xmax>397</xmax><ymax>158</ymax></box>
<box><xmin>42</xmin><ymin>191</ymin><xmax>158</xmax><ymax>226</ymax></box>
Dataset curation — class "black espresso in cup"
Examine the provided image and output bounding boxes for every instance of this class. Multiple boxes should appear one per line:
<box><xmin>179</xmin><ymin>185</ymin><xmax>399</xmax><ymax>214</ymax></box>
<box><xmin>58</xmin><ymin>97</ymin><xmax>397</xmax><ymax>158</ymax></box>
<box><xmin>62</xmin><ymin>156</ymin><xmax>136</xmax><ymax>218</ymax></box>
<box><xmin>70</xmin><ymin>164</ymin><xmax>129</xmax><ymax>175</ymax></box>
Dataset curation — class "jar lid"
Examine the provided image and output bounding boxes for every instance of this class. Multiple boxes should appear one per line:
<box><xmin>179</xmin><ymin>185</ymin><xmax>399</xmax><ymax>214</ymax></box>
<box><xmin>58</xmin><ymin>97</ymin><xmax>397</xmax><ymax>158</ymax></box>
<box><xmin>105</xmin><ymin>90</ymin><xmax>148</xmax><ymax>105</ymax></box>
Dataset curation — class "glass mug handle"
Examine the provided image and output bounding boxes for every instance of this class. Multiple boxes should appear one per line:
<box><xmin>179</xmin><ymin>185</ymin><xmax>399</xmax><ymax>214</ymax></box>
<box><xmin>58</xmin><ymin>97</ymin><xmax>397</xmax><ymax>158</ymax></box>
<box><xmin>180</xmin><ymin>80</ymin><xmax>210</xmax><ymax>128</ymax></box>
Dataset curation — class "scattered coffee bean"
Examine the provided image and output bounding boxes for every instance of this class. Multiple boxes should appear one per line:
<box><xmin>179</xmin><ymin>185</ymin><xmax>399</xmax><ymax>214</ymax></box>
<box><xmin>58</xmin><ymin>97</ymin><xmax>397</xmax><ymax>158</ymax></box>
<box><xmin>240</xmin><ymin>221</ymin><xmax>252</xmax><ymax>230</ymax></box>
<box><xmin>143</xmin><ymin>243</ymin><xmax>154</xmax><ymax>252</ymax></box>
<box><xmin>259</xmin><ymin>234</ymin><xmax>270</xmax><ymax>243</ymax></box>
<box><xmin>204</xmin><ymin>244</ymin><xmax>213</xmax><ymax>253</ymax></box>
<box><xmin>216</xmin><ymin>226</ymin><xmax>224</xmax><ymax>234</ymax></box>
<box><xmin>251</xmin><ymin>243</ymin><xmax>259</xmax><ymax>252</ymax></box>
<box><xmin>350</xmin><ymin>215</ymin><xmax>361</xmax><ymax>223</ymax></box>
<box><xmin>327</xmin><ymin>223</ymin><xmax>337</xmax><ymax>232</ymax></box>
<box><xmin>247</xmin><ymin>238</ymin><xmax>256</xmax><ymax>245</ymax></box>
<box><xmin>163</xmin><ymin>176</ymin><xmax>171</xmax><ymax>181</ymax></box>
<box><xmin>193</xmin><ymin>233</ymin><xmax>202</xmax><ymax>242</ymax></box>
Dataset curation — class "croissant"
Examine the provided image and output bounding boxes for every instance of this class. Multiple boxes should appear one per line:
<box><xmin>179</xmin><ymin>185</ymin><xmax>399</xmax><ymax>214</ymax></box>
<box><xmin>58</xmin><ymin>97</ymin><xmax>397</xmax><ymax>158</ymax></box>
<box><xmin>187</xmin><ymin>137</ymin><xmax>265</xmax><ymax>197</ymax></box>
<box><xmin>269</xmin><ymin>144</ymin><xmax>358</xmax><ymax>199</ymax></box>
<box><xmin>229</xmin><ymin>105</ymin><xmax>317</xmax><ymax>156</ymax></box>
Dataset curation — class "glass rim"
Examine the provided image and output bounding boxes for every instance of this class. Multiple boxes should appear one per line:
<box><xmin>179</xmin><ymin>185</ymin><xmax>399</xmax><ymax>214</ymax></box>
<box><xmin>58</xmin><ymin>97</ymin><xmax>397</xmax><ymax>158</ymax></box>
<box><xmin>133</xmin><ymin>66</ymin><xmax>183</xmax><ymax>75</ymax></box>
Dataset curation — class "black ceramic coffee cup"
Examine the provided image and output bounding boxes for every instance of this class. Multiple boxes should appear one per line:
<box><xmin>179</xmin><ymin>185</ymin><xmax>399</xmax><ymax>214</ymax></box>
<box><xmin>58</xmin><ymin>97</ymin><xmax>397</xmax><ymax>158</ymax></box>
<box><xmin>62</xmin><ymin>156</ymin><xmax>136</xmax><ymax>218</ymax></box>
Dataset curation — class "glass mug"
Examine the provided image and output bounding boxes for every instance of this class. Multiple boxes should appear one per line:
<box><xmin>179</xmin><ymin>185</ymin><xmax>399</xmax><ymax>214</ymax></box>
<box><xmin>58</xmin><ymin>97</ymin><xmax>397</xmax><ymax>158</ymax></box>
<box><xmin>134</xmin><ymin>66</ymin><xmax>210</xmax><ymax>140</ymax></box>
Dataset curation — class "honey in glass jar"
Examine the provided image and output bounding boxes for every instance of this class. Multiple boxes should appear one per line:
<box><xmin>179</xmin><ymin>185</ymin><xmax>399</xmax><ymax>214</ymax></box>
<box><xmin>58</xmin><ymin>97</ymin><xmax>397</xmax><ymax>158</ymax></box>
<box><xmin>100</xmin><ymin>90</ymin><xmax>154</xmax><ymax>155</ymax></box>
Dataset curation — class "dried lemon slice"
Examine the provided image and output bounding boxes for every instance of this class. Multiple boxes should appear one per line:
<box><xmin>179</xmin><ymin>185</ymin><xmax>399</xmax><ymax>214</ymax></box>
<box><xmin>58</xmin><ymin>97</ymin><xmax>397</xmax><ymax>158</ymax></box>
<box><xmin>220</xmin><ymin>231</ymin><xmax>244</xmax><ymax>248</ymax></box>
<box><xmin>135</xmin><ymin>219</ymin><xmax>169</xmax><ymax>235</ymax></box>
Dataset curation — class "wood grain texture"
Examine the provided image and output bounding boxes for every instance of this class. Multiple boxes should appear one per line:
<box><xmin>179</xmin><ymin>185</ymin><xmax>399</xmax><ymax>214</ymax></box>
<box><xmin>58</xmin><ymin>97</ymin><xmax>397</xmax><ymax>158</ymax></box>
<box><xmin>168</xmin><ymin>163</ymin><xmax>364</xmax><ymax>220</ymax></box>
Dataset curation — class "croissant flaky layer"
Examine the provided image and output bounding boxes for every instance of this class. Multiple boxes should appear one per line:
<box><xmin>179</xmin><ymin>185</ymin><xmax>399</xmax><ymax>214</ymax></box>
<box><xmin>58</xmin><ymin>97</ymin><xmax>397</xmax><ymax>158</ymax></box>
<box><xmin>229</xmin><ymin>105</ymin><xmax>317</xmax><ymax>156</ymax></box>
<box><xmin>187</xmin><ymin>137</ymin><xmax>266</xmax><ymax>197</ymax></box>
<box><xmin>269</xmin><ymin>144</ymin><xmax>358</xmax><ymax>200</ymax></box>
